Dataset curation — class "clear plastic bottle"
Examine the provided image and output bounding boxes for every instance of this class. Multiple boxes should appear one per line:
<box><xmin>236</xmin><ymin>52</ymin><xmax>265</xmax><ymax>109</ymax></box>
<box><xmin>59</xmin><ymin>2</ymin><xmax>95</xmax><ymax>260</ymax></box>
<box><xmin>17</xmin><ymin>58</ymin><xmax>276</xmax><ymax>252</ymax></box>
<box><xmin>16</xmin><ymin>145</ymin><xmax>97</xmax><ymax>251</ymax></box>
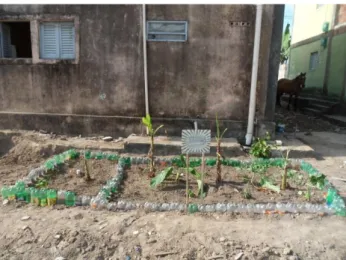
<box><xmin>75</xmin><ymin>196</ymin><xmax>82</xmax><ymax>206</ymax></box>
<box><xmin>82</xmin><ymin>195</ymin><xmax>91</xmax><ymax>206</ymax></box>
<box><xmin>90</xmin><ymin>196</ymin><xmax>100</xmax><ymax>209</ymax></box>
<box><xmin>57</xmin><ymin>190</ymin><xmax>65</xmax><ymax>204</ymax></box>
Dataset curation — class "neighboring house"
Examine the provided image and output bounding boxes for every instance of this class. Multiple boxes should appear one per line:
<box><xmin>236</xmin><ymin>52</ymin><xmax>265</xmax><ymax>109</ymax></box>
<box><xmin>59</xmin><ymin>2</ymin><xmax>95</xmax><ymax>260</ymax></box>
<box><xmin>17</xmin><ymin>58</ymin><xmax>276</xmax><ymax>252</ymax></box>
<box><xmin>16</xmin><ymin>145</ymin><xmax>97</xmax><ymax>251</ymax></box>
<box><xmin>288</xmin><ymin>4</ymin><xmax>346</xmax><ymax>100</ymax></box>
<box><xmin>0</xmin><ymin>5</ymin><xmax>283</xmax><ymax>138</ymax></box>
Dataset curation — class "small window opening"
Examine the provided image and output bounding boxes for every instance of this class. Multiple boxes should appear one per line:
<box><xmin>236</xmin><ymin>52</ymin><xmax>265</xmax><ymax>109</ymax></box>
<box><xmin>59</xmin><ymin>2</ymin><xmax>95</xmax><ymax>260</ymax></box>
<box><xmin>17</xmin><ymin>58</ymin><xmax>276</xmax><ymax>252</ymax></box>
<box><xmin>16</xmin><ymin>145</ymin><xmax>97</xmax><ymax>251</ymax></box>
<box><xmin>309</xmin><ymin>52</ymin><xmax>319</xmax><ymax>71</ymax></box>
<box><xmin>0</xmin><ymin>22</ymin><xmax>32</xmax><ymax>58</ymax></box>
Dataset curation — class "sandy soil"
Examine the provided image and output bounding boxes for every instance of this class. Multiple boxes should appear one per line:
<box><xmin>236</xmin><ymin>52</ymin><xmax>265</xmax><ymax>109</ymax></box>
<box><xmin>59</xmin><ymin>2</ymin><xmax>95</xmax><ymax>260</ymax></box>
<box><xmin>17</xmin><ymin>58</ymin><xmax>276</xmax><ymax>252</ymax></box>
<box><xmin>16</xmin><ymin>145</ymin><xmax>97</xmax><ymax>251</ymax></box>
<box><xmin>0</xmin><ymin>203</ymin><xmax>346</xmax><ymax>260</ymax></box>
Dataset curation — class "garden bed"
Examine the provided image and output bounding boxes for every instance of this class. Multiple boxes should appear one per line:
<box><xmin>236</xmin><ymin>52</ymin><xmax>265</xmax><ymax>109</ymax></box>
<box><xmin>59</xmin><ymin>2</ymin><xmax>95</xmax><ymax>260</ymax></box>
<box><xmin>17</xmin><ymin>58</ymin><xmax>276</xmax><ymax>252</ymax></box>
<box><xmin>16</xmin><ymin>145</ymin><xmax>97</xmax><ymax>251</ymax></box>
<box><xmin>119</xmin><ymin>164</ymin><xmax>325</xmax><ymax>205</ymax></box>
<box><xmin>40</xmin><ymin>159</ymin><xmax>116</xmax><ymax>196</ymax></box>
<box><xmin>2</xmin><ymin>150</ymin><xmax>345</xmax><ymax>217</ymax></box>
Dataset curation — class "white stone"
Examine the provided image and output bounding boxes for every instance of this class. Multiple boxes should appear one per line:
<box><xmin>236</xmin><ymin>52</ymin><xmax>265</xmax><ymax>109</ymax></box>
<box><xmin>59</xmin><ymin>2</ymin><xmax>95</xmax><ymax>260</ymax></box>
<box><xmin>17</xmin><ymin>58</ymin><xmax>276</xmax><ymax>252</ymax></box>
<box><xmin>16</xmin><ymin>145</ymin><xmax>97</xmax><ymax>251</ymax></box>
<box><xmin>235</xmin><ymin>252</ymin><xmax>244</xmax><ymax>260</ymax></box>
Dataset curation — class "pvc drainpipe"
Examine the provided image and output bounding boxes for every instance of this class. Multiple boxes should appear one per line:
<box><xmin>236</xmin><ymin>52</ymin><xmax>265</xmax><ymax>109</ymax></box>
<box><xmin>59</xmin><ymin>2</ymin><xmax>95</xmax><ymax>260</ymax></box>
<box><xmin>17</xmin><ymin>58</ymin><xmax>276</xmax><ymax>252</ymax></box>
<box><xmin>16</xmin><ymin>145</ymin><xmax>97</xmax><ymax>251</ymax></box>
<box><xmin>245</xmin><ymin>4</ymin><xmax>263</xmax><ymax>146</ymax></box>
<box><xmin>142</xmin><ymin>4</ymin><xmax>150</xmax><ymax>134</ymax></box>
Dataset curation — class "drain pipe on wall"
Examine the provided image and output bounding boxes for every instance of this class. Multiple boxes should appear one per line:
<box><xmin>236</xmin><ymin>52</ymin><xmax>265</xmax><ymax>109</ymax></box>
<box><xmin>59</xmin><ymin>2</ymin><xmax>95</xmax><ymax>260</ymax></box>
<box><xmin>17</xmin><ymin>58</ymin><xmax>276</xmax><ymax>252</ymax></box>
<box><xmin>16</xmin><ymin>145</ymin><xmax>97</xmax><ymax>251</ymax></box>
<box><xmin>142</xmin><ymin>4</ymin><xmax>150</xmax><ymax>134</ymax></box>
<box><xmin>245</xmin><ymin>4</ymin><xmax>263</xmax><ymax>146</ymax></box>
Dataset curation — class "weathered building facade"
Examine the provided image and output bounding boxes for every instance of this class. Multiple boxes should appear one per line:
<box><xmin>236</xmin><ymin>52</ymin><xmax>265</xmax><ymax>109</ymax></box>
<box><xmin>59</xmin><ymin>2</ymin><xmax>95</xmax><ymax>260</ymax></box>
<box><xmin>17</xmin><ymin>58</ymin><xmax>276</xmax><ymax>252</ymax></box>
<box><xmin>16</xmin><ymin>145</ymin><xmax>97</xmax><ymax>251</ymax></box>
<box><xmin>288</xmin><ymin>4</ymin><xmax>346</xmax><ymax>100</ymax></box>
<box><xmin>0</xmin><ymin>5</ymin><xmax>283</xmax><ymax>138</ymax></box>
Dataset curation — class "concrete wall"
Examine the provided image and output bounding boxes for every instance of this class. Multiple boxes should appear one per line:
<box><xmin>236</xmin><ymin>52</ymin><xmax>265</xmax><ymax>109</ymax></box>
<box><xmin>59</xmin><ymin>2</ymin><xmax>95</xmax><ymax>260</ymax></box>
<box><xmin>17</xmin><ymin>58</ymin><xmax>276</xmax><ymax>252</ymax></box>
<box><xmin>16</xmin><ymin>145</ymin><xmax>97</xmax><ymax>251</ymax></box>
<box><xmin>336</xmin><ymin>4</ymin><xmax>346</xmax><ymax>25</ymax></box>
<box><xmin>146</xmin><ymin>5</ymin><xmax>256</xmax><ymax>120</ymax></box>
<box><xmin>291</xmin><ymin>4</ymin><xmax>334</xmax><ymax>44</ymax></box>
<box><xmin>328</xmin><ymin>33</ymin><xmax>346</xmax><ymax>96</ymax></box>
<box><xmin>0</xmin><ymin>5</ymin><xmax>279</xmax><ymax>137</ymax></box>
<box><xmin>0</xmin><ymin>5</ymin><xmax>144</xmax><ymax>116</ymax></box>
<box><xmin>289</xmin><ymin>40</ymin><xmax>327</xmax><ymax>89</ymax></box>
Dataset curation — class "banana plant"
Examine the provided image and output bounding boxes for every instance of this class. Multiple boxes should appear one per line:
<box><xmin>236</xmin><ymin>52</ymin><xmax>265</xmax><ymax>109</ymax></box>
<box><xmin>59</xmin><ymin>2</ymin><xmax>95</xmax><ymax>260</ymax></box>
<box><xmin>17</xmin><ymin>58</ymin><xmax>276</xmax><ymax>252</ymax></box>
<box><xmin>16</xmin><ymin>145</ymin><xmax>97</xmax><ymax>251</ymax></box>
<box><xmin>142</xmin><ymin>114</ymin><xmax>163</xmax><ymax>178</ymax></box>
<box><xmin>281</xmin><ymin>150</ymin><xmax>291</xmax><ymax>190</ymax></box>
<box><xmin>215</xmin><ymin>114</ymin><xmax>227</xmax><ymax>184</ymax></box>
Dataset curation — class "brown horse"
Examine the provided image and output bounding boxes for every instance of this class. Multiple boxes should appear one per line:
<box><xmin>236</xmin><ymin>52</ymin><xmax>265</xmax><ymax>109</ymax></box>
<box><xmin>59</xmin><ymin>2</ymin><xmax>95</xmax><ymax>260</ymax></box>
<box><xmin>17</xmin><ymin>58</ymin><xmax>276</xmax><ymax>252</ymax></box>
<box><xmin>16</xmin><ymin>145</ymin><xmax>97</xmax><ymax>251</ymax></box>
<box><xmin>276</xmin><ymin>72</ymin><xmax>306</xmax><ymax>111</ymax></box>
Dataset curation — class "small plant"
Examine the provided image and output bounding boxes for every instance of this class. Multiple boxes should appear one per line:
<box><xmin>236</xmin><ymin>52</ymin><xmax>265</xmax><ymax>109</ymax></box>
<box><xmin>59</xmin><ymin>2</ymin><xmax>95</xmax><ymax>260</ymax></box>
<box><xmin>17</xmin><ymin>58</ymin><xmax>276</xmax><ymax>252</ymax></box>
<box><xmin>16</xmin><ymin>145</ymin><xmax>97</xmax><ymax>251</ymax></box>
<box><xmin>142</xmin><ymin>114</ymin><xmax>164</xmax><ymax>178</ymax></box>
<box><xmin>242</xmin><ymin>184</ymin><xmax>252</xmax><ymax>199</ymax></box>
<box><xmin>298</xmin><ymin>187</ymin><xmax>312</xmax><ymax>202</ymax></box>
<box><xmin>150</xmin><ymin>155</ymin><xmax>205</xmax><ymax>198</ymax></box>
<box><xmin>309</xmin><ymin>174</ymin><xmax>326</xmax><ymax>189</ymax></box>
<box><xmin>35</xmin><ymin>177</ymin><xmax>48</xmax><ymax>189</ymax></box>
<box><xmin>215</xmin><ymin>114</ymin><xmax>227</xmax><ymax>185</ymax></box>
<box><xmin>249</xmin><ymin>132</ymin><xmax>272</xmax><ymax>158</ymax></box>
<box><xmin>305</xmin><ymin>187</ymin><xmax>312</xmax><ymax>201</ymax></box>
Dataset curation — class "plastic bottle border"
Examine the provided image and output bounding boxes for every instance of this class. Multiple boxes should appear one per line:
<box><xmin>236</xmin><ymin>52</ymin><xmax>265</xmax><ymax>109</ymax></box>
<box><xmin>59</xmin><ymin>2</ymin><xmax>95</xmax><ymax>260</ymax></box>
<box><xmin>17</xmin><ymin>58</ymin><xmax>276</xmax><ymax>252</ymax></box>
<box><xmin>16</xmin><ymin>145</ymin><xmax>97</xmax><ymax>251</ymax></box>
<box><xmin>13</xmin><ymin>149</ymin><xmax>346</xmax><ymax>216</ymax></box>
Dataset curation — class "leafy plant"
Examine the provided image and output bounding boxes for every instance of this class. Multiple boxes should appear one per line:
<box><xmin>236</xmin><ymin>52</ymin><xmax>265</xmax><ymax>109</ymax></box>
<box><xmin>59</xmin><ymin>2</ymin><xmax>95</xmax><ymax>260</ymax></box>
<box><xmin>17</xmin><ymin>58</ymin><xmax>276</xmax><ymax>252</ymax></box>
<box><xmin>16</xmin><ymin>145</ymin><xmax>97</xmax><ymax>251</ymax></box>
<box><xmin>280</xmin><ymin>23</ymin><xmax>291</xmax><ymax>64</ymax></box>
<box><xmin>215</xmin><ymin>114</ymin><xmax>227</xmax><ymax>184</ymax></box>
<box><xmin>248</xmin><ymin>161</ymin><xmax>269</xmax><ymax>175</ymax></box>
<box><xmin>309</xmin><ymin>174</ymin><xmax>326</xmax><ymax>189</ymax></box>
<box><xmin>35</xmin><ymin>177</ymin><xmax>48</xmax><ymax>189</ymax></box>
<box><xmin>150</xmin><ymin>155</ymin><xmax>205</xmax><ymax>198</ymax></box>
<box><xmin>142</xmin><ymin>114</ymin><xmax>164</xmax><ymax>178</ymax></box>
<box><xmin>261</xmin><ymin>178</ymin><xmax>280</xmax><ymax>193</ymax></box>
<box><xmin>249</xmin><ymin>132</ymin><xmax>272</xmax><ymax>159</ymax></box>
<box><xmin>150</xmin><ymin>167</ymin><xmax>174</xmax><ymax>188</ymax></box>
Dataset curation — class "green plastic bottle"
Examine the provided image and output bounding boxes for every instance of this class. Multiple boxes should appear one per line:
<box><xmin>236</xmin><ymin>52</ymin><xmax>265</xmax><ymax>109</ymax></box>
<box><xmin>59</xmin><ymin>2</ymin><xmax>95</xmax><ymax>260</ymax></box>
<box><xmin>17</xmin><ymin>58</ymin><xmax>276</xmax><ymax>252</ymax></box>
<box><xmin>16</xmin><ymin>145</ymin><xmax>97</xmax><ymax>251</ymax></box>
<box><xmin>107</xmin><ymin>181</ymin><xmax>117</xmax><ymax>193</ymax></box>
<box><xmin>188</xmin><ymin>204</ymin><xmax>199</xmax><ymax>214</ymax></box>
<box><xmin>24</xmin><ymin>188</ymin><xmax>31</xmax><ymax>203</ymax></box>
<box><xmin>40</xmin><ymin>189</ymin><xmax>47</xmax><ymax>207</ymax></box>
<box><xmin>1</xmin><ymin>186</ymin><xmax>9</xmax><ymax>200</ymax></box>
<box><xmin>15</xmin><ymin>181</ymin><xmax>25</xmax><ymax>191</ymax></box>
<box><xmin>7</xmin><ymin>187</ymin><xmax>17</xmax><ymax>201</ymax></box>
<box><xmin>326</xmin><ymin>188</ymin><xmax>337</xmax><ymax>206</ymax></box>
<box><xmin>65</xmin><ymin>191</ymin><xmax>76</xmax><ymax>207</ymax></box>
<box><xmin>30</xmin><ymin>189</ymin><xmax>39</xmax><ymax>206</ymax></box>
<box><xmin>47</xmin><ymin>189</ymin><xmax>57</xmax><ymax>206</ymax></box>
<box><xmin>16</xmin><ymin>189</ymin><xmax>26</xmax><ymax>201</ymax></box>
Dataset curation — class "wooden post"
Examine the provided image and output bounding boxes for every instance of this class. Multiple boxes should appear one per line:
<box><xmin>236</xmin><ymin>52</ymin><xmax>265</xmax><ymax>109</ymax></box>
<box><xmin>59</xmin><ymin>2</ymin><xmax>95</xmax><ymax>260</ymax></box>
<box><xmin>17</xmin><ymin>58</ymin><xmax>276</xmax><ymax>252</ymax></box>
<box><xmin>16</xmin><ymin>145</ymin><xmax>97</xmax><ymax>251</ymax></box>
<box><xmin>186</xmin><ymin>153</ymin><xmax>190</xmax><ymax>212</ymax></box>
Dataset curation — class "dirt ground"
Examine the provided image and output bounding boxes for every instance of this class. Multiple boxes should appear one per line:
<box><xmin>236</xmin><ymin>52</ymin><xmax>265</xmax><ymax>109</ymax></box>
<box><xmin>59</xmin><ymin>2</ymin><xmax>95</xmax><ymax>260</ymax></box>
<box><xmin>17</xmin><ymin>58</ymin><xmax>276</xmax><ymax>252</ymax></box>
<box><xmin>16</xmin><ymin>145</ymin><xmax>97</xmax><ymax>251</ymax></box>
<box><xmin>1</xmin><ymin>125</ymin><xmax>346</xmax><ymax>259</ymax></box>
<box><xmin>0</xmin><ymin>204</ymin><xmax>346</xmax><ymax>260</ymax></box>
<box><xmin>275</xmin><ymin>106</ymin><xmax>346</xmax><ymax>133</ymax></box>
<box><xmin>44</xmin><ymin>159</ymin><xmax>117</xmax><ymax>196</ymax></box>
<box><xmin>121</xmin><ymin>166</ymin><xmax>325</xmax><ymax>205</ymax></box>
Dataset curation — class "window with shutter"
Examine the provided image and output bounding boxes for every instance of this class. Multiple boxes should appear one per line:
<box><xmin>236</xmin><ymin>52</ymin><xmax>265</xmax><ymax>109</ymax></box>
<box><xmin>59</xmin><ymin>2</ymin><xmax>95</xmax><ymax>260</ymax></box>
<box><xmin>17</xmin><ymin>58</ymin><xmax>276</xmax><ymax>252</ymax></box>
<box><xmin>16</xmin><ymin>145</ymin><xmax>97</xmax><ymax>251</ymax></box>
<box><xmin>40</xmin><ymin>23</ymin><xmax>59</xmax><ymax>59</ymax></box>
<box><xmin>147</xmin><ymin>21</ymin><xmax>188</xmax><ymax>42</ymax></box>
<box><xmin>0</xmin><ymin>23</ymin><xmax>12</xmax><ymax>58</ymax></box>
<box><xmin>59</xmin><ymin>23</ymin><xmax>75</xmax><ymax>59</ymax></box>
<box><xmin>40</xmin><ymin>22</ymin><xmax>75</xmax><ymax>59</ymax></box>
